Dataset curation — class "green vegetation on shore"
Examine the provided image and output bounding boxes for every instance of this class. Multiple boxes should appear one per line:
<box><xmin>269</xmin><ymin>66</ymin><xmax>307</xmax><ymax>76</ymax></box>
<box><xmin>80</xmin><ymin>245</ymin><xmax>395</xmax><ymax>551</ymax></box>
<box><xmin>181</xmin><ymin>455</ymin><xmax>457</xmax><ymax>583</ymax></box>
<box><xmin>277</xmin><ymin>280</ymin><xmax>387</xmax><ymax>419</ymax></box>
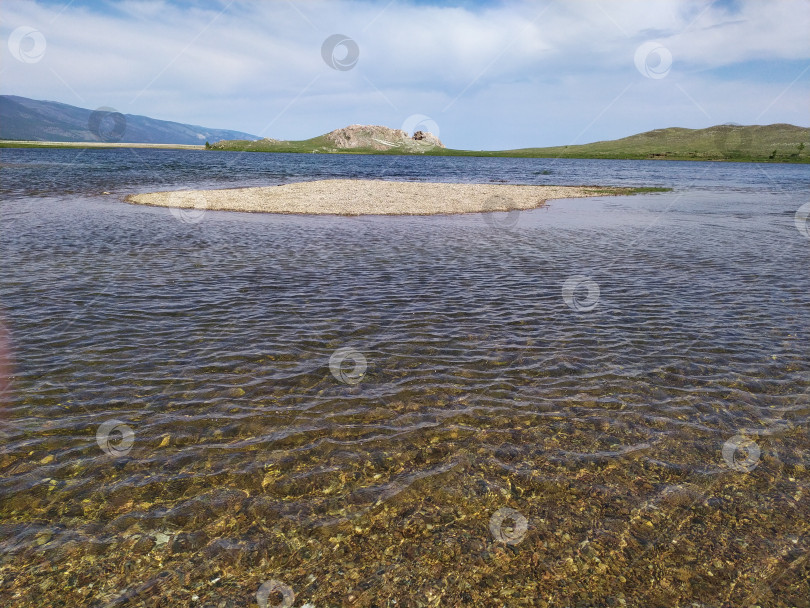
<box><xmin>4</xmin><ymin>124</ymin><xmax>806</xmax><ymax>164</ymax></box>
<box><xmin>210</xmin><ymin>124</ymin><xmax>809</xmax><ymax>163</ymax></box>
<box><xmin>587</xmin><ymin>186</ymin><xmax>671</xmax><ymax>195</ymax></box>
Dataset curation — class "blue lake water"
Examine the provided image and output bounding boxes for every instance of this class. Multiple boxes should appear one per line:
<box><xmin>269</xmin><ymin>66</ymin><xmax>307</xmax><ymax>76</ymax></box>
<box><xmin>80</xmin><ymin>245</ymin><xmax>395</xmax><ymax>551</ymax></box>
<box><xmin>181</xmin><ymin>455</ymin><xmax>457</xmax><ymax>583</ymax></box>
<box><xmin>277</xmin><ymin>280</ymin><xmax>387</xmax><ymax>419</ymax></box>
<box><xmin>1</xmin><ymin>148</ymin><xmax>809</xmax><ymax>607</ymax></box>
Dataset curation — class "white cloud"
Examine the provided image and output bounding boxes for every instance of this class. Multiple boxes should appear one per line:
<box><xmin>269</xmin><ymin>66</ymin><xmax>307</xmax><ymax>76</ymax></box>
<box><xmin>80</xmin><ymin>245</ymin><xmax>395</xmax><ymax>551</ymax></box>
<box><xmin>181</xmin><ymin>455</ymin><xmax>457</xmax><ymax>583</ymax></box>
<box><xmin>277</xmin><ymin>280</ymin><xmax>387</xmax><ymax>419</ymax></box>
<box><xmin>1</xmin><ymin>0</ymin><xmax>808</xmax><ymax>148</ymax></box>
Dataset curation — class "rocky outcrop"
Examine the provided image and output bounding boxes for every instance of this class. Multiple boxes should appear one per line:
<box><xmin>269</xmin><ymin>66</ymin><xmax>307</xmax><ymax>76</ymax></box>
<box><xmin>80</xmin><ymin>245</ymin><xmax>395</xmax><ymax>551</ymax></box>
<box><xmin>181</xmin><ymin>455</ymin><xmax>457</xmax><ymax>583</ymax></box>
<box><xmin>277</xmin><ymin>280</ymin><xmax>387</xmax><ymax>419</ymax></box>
<box><xmin>324</xmin><ymin>124</ymin><xmax>444</xmax><ymax>151</ymax></box>
<box><xmin>412</xmin><ymin>130</ymin><xmax>443</xmax><ymax>147</ymax></box>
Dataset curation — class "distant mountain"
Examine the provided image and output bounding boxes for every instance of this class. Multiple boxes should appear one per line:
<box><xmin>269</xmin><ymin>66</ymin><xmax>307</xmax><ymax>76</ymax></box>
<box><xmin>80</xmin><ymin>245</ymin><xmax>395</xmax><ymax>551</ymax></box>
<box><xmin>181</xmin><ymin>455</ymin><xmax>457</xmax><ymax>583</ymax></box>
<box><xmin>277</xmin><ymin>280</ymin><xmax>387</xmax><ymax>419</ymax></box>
<box><xmin>0</xmin><ymin>95</ymin><xmax>260</xmax><ymax>145</ymax></box>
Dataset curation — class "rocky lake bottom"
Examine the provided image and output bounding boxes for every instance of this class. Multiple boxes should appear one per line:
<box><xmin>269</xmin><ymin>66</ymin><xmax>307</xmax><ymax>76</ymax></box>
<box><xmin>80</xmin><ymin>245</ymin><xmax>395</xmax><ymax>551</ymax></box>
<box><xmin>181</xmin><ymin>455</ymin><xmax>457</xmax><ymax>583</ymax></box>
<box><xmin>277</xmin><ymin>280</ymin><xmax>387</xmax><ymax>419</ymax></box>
<box><xmin>1</xmin><ymin>149</ymin><xmax>808</xmax><ymax>607</ymax></box>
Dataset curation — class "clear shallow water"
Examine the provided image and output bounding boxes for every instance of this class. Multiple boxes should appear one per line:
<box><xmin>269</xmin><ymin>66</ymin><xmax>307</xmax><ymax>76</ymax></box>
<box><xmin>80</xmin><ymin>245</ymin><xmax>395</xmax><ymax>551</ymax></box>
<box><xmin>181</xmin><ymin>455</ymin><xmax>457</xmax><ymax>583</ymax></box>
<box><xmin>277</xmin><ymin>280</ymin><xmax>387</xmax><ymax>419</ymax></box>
<box><xmin>1</xmin><ymin>149</ymin><xmax>809</xmax><ymax>607</ymax></box>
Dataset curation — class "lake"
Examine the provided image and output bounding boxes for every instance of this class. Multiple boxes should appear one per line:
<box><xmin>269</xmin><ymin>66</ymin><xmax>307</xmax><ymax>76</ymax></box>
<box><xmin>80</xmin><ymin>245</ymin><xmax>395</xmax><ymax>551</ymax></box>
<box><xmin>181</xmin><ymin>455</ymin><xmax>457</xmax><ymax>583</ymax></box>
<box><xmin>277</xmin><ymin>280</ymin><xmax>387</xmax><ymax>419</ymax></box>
<box><xmin>1</xmin><ymin>148</ymin><xmax>809</xmax><ymax>607</ymax></box>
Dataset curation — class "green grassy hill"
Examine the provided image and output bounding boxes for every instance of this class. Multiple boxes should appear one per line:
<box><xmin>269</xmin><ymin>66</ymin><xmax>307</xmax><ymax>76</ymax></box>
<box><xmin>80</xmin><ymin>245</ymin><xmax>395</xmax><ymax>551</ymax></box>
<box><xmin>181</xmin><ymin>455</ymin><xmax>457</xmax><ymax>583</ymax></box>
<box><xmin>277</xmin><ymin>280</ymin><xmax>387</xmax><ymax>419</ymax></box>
<box><xmin>210</xmin><ymin>134</ymin><xmax>334</xmax><ymax>154</ymax></box>
<box><xmin>506</xmin><ymin>124</ymin><xmax>809</xmax><ymax>162</ymax></box>
<box><xmin>210</xmin><ymin>124</ymin><xmax>810</xmax><ymax>163</ymax></box>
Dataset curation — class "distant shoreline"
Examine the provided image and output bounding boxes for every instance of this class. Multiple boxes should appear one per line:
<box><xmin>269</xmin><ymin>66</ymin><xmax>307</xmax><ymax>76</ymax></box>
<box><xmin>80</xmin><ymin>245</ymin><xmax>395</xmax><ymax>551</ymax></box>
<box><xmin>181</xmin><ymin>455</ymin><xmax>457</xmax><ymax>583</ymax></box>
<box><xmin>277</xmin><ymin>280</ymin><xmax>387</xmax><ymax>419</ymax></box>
<box><xmin>206</xmin><ymin>123</ymin><xmax>809</xmax><ymax>164</ymax></box>
<box><xmin>4</xmin><ymin>140</ymin><xmax>807</xmax><ymax>164</ymax></box>
<box><xmin>0</xmin><ymin>140</ymin><xmax>204</xmax><ymax>150</ymax></box>
<box><xmin>125</xmin><ymin>179</ymin><xmax>667</xmax><ymax>216</ymax></box>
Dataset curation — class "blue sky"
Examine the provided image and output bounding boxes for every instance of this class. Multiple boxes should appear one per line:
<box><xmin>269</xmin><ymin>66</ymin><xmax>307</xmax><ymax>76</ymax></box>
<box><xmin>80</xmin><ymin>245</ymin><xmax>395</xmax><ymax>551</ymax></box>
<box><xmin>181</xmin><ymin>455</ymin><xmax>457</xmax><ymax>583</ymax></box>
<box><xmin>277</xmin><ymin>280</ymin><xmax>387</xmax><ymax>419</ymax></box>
<box><xmin>2</xmin><ymin>0</ymin><xmax>808</xmax><ymax>149</ymax></box>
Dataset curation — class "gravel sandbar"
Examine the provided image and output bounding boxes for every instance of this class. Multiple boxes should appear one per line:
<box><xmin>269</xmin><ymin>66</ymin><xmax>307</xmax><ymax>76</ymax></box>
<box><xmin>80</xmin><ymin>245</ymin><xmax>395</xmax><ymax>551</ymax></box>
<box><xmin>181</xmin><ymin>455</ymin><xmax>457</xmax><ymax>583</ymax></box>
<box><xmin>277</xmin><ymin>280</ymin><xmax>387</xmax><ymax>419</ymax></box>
<box><xmin>126</xmin><ymin>179</ymin><xmax>615</xmax><ymax>216</ymax></box>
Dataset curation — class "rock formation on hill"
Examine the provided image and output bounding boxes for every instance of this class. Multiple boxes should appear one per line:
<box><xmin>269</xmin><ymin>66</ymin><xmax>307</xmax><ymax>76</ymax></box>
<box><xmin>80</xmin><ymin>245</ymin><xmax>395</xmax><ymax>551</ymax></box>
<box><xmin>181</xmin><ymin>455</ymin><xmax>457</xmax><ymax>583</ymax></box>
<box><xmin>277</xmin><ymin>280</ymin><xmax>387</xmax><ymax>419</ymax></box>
<box><xmin>324</xmin><ymin>124</ymin><xmax>444</xmax><ymax>151</ymax></box>
<box><xmin>412</xmin><ymin>130</ymin><xmax>443</xmax><ymax>147</ymax></box>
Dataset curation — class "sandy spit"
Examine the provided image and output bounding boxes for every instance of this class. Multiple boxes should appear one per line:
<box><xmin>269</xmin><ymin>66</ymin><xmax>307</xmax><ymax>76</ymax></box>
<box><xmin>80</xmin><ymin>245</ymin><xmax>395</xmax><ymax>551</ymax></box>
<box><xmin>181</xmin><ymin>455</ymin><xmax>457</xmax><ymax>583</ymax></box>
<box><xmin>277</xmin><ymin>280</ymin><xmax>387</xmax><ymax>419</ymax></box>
<box><xmin>125</xmin><ymin>179</ymin><xmax>609</xmax><ymax>216</ymax></box>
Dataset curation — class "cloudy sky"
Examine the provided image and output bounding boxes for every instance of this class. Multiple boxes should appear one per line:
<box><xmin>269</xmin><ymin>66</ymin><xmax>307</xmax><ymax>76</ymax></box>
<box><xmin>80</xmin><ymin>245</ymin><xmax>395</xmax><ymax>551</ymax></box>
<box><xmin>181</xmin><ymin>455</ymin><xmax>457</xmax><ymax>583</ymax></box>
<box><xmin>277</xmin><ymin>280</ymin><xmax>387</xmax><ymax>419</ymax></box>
<box><xmin>2</xmin><ymin>0</ymin><xmax>809</xmax><ymax>149</ymax></box>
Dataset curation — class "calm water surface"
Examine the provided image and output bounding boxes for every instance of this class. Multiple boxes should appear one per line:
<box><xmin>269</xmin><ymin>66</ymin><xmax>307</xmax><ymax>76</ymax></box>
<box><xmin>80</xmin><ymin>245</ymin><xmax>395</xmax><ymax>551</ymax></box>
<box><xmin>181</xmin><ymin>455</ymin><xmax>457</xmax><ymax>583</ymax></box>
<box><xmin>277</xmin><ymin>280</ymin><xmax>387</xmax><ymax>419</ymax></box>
<box><xmin>1</xmin><ymin>149</ymin><xmax>809</xmax><ymax>607</ymax></box>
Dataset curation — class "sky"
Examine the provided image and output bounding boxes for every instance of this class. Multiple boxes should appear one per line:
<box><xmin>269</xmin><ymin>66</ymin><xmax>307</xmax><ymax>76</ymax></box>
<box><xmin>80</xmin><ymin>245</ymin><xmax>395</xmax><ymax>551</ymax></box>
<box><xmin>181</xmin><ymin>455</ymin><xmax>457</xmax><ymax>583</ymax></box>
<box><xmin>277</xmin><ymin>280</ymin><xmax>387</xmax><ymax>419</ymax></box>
<box><xmin>1</xmin><ymin>0</ymin><xmax>809</xmax><ymax>149</ymax></box>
